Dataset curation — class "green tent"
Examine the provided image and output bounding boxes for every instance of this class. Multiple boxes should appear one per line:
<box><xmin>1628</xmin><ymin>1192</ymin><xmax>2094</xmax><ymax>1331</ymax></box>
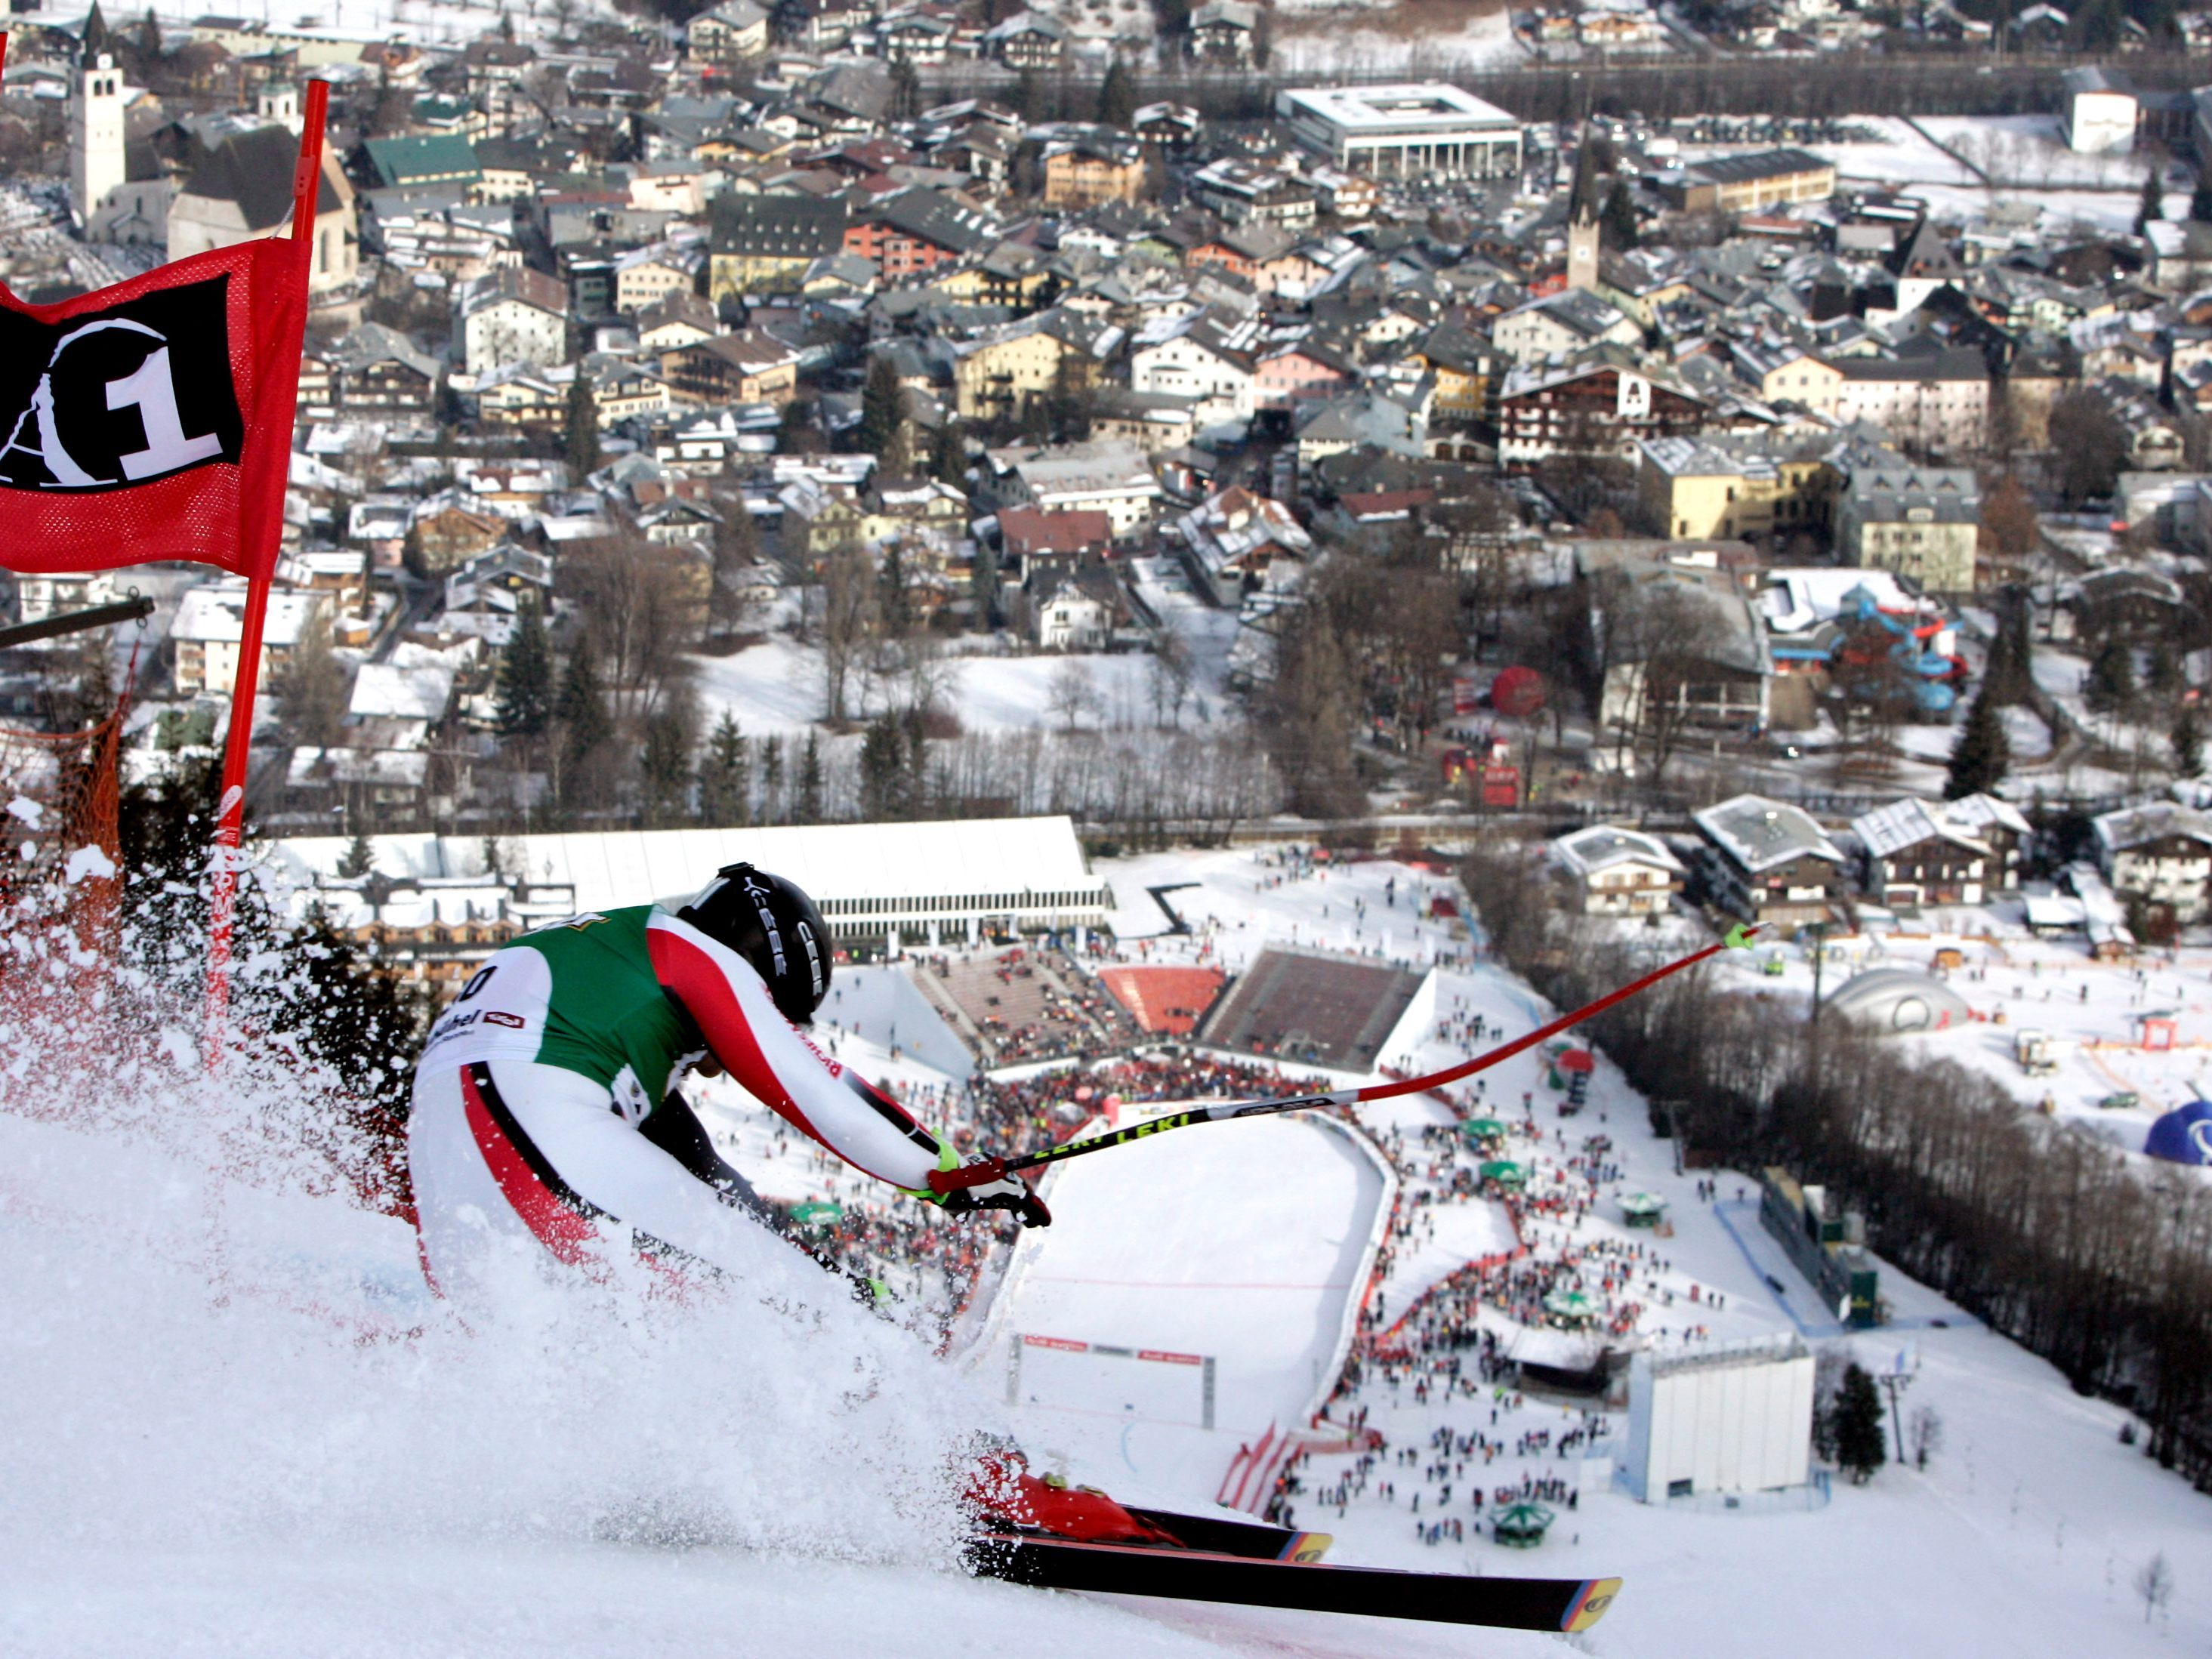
<box><xmin>1492</xmin><ymin>1501</ymin><xmax>1555</xmax><ymax>1548</ymax></box>
<box><xmin>1619</xmin><ymin>1191</ymin><xmax>1667</xmax><ymax>1228</ymax></box>
<box><xmin>790</xmin><ymin>1201</ymin><xmax>844</xmax><ymax>1224</ymax></box>
<box><xmin>1461</xmin><ymin>1118</ymin><xmax>1507</xmax><ymax>1144</ymax></box>
<box><xmin>1479</xmin><ymin>1159</ymin><xmax>1526</xmax><ymax>1188</ymax></box>
<box><xmin>1543</xmin><ymin>1288</ymin><xmax>1597</xmax><ymax>1326</ymax></box>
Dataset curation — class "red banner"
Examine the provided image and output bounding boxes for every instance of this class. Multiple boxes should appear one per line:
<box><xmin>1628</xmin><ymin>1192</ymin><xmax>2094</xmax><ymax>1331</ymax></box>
<box><xmin>0</xmin><ymin>236</ymin><xmax>306</xmax><ymax>581</ymax></box>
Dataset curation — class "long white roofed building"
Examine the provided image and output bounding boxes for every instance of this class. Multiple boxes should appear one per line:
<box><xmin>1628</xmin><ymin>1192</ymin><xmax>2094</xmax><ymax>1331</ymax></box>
<box><xmin>1274</xmin><ymin>84</ymin><xmax>1522</xmax><ymax>180</ymax></box>
<box><xmin>267</xmin><ymin>816</ymin><xmax>1112</xmax><ymax>988</ymax></box>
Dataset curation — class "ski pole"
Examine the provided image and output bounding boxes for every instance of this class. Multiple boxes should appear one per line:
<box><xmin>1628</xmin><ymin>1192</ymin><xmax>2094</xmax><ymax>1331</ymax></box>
<box><xmin>929</xmin><ymin>925</ymin><xmax>1761</xmax><ymax>1194</ymax></box>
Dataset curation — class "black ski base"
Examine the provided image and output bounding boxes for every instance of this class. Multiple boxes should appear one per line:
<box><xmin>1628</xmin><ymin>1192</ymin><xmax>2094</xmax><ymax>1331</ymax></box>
<box><xmin>964</xmin><ymin>1531</ymin><xmax>1621</xmax><ymax>1633</ymax></box>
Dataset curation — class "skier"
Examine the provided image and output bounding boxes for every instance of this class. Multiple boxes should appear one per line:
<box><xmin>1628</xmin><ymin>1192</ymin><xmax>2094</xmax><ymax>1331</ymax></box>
<box><xmin>406</xmin><ymin>862</ymin><xmax>1048</xmax><ymax>1308</ymax></box>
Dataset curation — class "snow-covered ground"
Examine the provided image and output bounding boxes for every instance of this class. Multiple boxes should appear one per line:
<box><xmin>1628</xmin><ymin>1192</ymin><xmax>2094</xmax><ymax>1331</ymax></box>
<box><xmin>1915</xmin><ymin>114</ymin><xmax>2166</xmax><ymax>189</ymax></box>
<box><xmin>5</xmin><ymin>843</ymin><xmax>2208</xmax><ymax>1655</ymax></box>
<box><xmin>976</xmin><ymin>1109</ymin><xmax>1387</xmax><ymax>1508</ymax></box>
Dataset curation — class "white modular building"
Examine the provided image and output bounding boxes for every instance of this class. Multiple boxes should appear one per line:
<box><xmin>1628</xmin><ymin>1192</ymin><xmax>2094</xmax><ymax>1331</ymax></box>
<box><xmin>267</xmin><ymin>816</ymin><xmax>1113</xmax><ymax>958</ymax></box>
<box><xmin>1622</xmin><ymin>1336</ymin><xmax>1815</xmax><ymax>1503</ymax></box>
<box><xmin>1274</xmin><ymin>84</ymin><xmax>1522</xmax><ymax>180</ymax></box>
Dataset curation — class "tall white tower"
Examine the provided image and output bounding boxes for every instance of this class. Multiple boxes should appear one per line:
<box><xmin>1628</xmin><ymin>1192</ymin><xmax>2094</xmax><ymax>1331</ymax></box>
<box><xmin>1566</xmin><ymin>198</ymin><xmax>1601</xmax><ymax>293</ymax></box>
<box><xmin>257</xmin><ymin>79</ymin><xmax>304</xmax><ymax>134</ymax></box>
<box><xmin>70</xmin><ymin>53</ymin><xmax>126</xmax><ymax>230</ymax></box>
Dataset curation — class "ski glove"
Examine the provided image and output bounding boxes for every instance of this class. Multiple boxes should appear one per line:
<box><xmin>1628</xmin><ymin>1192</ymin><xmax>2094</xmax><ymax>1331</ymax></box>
<box><xmin>933</xmin><ymin>1159</ymin><xmax>1051</xmax><ymax>1228</ymax></box>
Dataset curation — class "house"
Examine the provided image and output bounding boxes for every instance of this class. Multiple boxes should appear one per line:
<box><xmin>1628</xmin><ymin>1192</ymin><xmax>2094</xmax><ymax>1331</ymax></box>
<box><xmin>1130</xmin><ymin>307</ymin><xmax>1260</xmax><ymax>432</ymax></box>
<box><xmin>411</xmin><ymin>501</ymin><xmax>511</xmax><ymax>572</ymax></box>
<box><xmin>308</xmin><ymin>322</ymin><xmax>440</xmax><ymax>418</ymax></box>
<box><xmin>660</xmin><ymin>328</ymin><xmax>803</xmax><ymax>405</ymax></box>
<box><xmin>362</xmin><ymin>134</ymin><xmax>482</xmax><ymax>193</ymax></box>
<box><xmin>998</xmin><ymin>506</ymin><xmax>1113</xmax><ymax>585</ymax></box>
<box><xmin>1657</xmin><ymin>149</ymin><xmax>1836</xmax><ymax>214</ymax></box>
<box><xmin>982</xmin><ymin>9</ymin><xmax>1066</xmax><ymax>67</ymax></box>
<box><xmin>171</xmin><ymin>581</ymin><xmax>329</xmax><ymax>695</ymax></box>
<box><xmin>1492</xmin><ymin>288</ymin><xmax>1640</xmax><ymax>365</ymax></box>
<box><xmin>1637</xmin><ymin>433</ymin><xmax>1835</xmax><ymax>545</ymax></box>
<box><xmin>459</xmin><ymin>266</ymin><xmax>569</xmax><ymax>375</ymax></box>
<box><xmin>686</xmin><ymin>0</ymin><xmax>769</xmax><ymax>66</ymax></box>
<box><xmin>2093</xmin><ymin>802</ymin><xmax>2212</xmax><ymax>926</ymax></box>
<box><xmin>982</xmin><ymin>441</ymin><xmax>1164</xmax><ymax>541</ymax></box>
<box><xmin>950</xmin><ymin>315</ymin><xmax>1071</xmax><ymax>421</ymax></box>
<box><xmin>1189</xmin><ymin>0</ymin><xmax>1259</xmax><ymax>63</ymax></box>
<box><xmin>1041</xmin><ymin>132</ymin><xmax>1147</xmax><ymax>208</ymax></box>
<box><xmin>1498</xmin><ymin>350</ymin><xmax>1708</xmax><ymax>467</ymax></box>
<box><xmin>708</xmin><ymin>192</ymin><xmax>850</xmax><ymax>298</ymax></box>
<box><xmin>1175</xmin><ymin>486</ymin><xmax>1313</xmax><ymax>606</ymax></box>
<box><xmin>2062</xmin><ymin>65</ymin><xmax>2138</xmax><ymax>153</ymax></box>
<box><xmin>1407</xmin><ymin>322</ymin><xmax>1501</xmax><ymax>425</ymax></box>
<box><xmin>1030</xmin><ymin>563</ymin><xmax>1133</xmax><ymax>650</ymax></box>
<box><xmin>1584</xmin><ymin>547</ymin><xmax>1772</xmax><ymax>735</ymax></box>
<box><xmin>166</xmin><ymin>124</ymin><xmax>356</xmax><ymax>293</ymax></box>
<box><xmin>1835</xmin><ymin>460</ymin><xmax>1981</xmax><ymax>593</ymax></box>
<box><xmin>1831</xmin><ymin>350</ymin><xmax>1988</xmax><ymax>455</ymax></box>
<box><xmin>1942</xmin><ymin>792</ymin><xmax>2033</xmax><ymax>888</ymax></box>
<box><xmin>1692</xmin><ymin>794</ymin><xmax>1847</xmax><ymax>931</ymax></box>
<box><xmin>1850</xmin><ymin>797</ymin><xmax>1995</xmax><ymax>908</ymax></box>
<box><xmin>1549</xmin><ymin>825</ymin><xmax>1686</xmax><ymax>916</ymax></box>
<box><xmin>844</xmin><ymin>188</ymin><xmax>999</xmax><ymax>277</ymax></box>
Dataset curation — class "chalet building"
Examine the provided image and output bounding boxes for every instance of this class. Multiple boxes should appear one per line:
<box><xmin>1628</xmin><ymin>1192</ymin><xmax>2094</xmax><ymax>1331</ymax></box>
<box><xmin>1549</xmin><ymin>825</ymin><xmax>1686</xmax><ymax>917</ymax></box>
<box><xmin>659</xmin><ymin>328</ymin><xmax>803</xmax><ymax>405</ymax></box>
<box><xmin>1041</xmin><ymin>133</ymin><xmax>1147</xmax><ymax>208</ymax></box>
<box><xmin>1850</xmin><ymin>797</ymin><xmax>1995</xmax><ymax>908</ymax></box>
<box><xmin>708</xmin><ymin>193</ymin><xmax>850</xmax><ymax>298</ymax></box>
<box><xmin>982</xmin><ymin>10</ymin><xmax>1066</xmax><ymax>67</ymax></box>
<box><xmin>1693</xmin><ymin>794</ymin><xmax>1848</xmax><ymax>931</ymax></box>
<box><xmin>686</xmin><ymin>0</ymin><xmax>769</xmax><ymax>66</ymax></box>
<box><xmin>1498</xmin><ymin>350</ymin><xmax>1708</xmax><ymax>467</ymax></box>
<box><xmin>2093</xmin><ymin>802</ymin><xmax>2212</xmax><ymax>926</ymax></box>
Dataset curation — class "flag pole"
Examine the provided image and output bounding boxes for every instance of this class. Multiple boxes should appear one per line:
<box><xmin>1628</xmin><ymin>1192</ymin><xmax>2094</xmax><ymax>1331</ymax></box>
<box><xmin>204</xmin><ymin>76</ymin><xmax>329</xmax><ymax>1059</ymax></box>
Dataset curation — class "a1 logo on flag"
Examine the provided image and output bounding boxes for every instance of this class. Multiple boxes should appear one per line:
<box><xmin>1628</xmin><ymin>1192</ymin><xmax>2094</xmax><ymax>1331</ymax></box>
<box><xmin>0</xmin><ymin>274</ymin><xmax>245</xmax><ymax>492</ymax></box>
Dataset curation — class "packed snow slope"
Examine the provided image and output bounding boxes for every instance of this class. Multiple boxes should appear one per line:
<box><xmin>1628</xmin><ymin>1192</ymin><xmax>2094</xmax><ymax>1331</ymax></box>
<box><xmin>3</xmin><ymin>843</ymin><xmax>2207</xmax><ymax>1655</ymax></box>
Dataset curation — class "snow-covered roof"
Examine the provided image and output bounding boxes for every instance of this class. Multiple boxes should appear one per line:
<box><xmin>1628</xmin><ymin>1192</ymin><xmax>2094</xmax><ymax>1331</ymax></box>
<box><xmin>171</xmin><ymin>582</ymin><xmax>324</xmax><ymax>648</ymax></box>
<box><xmin>1549</xmin><ymin>824</ymin><xmax>1685</xmax><ymax>878</ymax></box>
<box><xmin>1761</xmin><ymin>567</ymin><xmax>1915</xmax><ymax>634</ymax></box>
<box><xmin>1694</xmin><ymin>794</ymin><xmax>1843</xmax><ymax>872</ymax></box>
<box><xmin>1940</xmin><ymin>791</ymin><xmax>2032</xmax><ymax>839</ymax></box>
<box><xmin>1851</xmin><ymin>797</ymin><xmax>1990</xmax><ymax>859</ymax></box>
<box><xmin>2093</xmin><ymin>801</ymin><xmax>2212</xmax><ymax>856</ymax></box>
<box><xmin>263</xmin><ymin>816</ymin><xmax>1106</xmax><ymax>914</ymax></box>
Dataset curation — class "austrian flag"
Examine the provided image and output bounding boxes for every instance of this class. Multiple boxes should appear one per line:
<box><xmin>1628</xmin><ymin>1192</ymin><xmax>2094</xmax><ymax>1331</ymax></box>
<box><xmin>0</xmin><ymin>237</ymin><xmax>307</xmax><ymax>580</ymax></box>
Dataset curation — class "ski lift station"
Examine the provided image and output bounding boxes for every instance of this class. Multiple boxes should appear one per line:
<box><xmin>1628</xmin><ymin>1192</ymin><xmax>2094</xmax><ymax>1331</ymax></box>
<box><xmin>266</xmin><ymin>816</ymin><xmax>1112</xmax><ymax>973</ymax></box>
<box><xmin>1621</xmin><ymin>1336</ymin><xmax>1816</xmax><ymax>1503</ymax></box>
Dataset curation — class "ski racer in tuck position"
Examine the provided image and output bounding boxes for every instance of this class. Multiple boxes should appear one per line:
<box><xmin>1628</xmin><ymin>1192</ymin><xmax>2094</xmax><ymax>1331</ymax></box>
<box><xmin>406</xmin><ymin>862</ymin><xmax>1049</xmax><ymax>1307</ymax></box>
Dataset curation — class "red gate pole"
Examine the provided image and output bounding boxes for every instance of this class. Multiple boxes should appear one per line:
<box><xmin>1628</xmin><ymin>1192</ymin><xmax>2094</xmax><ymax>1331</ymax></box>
<box><xmin>204</xmin><ymin>77</ymin><xmax>329</xmax><ymax>1062</ymax></box>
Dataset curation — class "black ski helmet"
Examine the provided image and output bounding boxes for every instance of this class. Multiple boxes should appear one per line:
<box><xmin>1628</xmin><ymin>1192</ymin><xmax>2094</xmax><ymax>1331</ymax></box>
<box><xmin>677</xmin><ymin>862</ymin><xmax>831</xmax><ymax>1023</ymax></box>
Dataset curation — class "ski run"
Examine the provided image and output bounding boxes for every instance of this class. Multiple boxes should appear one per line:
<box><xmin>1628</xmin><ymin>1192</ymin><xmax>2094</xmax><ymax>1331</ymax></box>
<box><xmin>3</xmin><ymin>841</ymin><xmax>2207</xmax><ymax>1657</ymax></box>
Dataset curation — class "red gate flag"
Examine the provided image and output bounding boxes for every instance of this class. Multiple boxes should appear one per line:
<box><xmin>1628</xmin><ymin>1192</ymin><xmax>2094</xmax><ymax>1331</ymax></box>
<box><xmin>0</xmin><ymin>236</ymin><xmax>306</xmax><ymax>581</ymax></box>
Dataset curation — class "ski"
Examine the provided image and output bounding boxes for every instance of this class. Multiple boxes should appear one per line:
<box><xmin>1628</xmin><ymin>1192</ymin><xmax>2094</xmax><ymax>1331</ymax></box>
<box><xmin>1119</xmin><ymin>1504</ymin><xmax>1332</xmax><ymax>1564</ymax></box>
<box><xmin>964</xmin><ymin>1532</ymin><xmax>1621</xmax><ymax>1633</ymax></box>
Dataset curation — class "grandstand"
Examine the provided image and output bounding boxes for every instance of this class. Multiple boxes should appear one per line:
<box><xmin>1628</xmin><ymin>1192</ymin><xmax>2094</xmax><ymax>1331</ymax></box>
<box><xmin>1195</xmin><ymin>948</ymin><xmax>1427</xmax><ymax>1071</ymax></box>
<box><xmin>910</xmin><ymin>945</ymin><xmax>1144</xmax><ymax>1072</ymax></box>
<box><xmin>1098</xmin><ymin>966</ymin><xmax>1226</xmax><ymax>1036</ymax></box>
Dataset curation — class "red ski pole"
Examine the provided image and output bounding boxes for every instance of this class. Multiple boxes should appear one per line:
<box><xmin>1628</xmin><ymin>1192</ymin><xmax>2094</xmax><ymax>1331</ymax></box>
<box><xmin>931</xmin><ymin>925</ymin><xmax>1761</xmax><ymax>1194</ymax></box>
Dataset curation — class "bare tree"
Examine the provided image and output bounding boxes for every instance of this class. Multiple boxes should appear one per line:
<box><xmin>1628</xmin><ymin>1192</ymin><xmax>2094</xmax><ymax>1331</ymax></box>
<box><xmin>2133</xmin><ymin>1552</ymin><xmax>2173</xmax><ymax>1625</ymax></box>
<box><xmin>1907</xmin><ymin>1404</ymin><xmax>1943</xmax><ymax>1471</ymax></box>
<box><xmin>815</xmin><ymin>541</ymin><xmax>876</xmax><ymax>725</ymax></box>
<box><xmin>1047</xmin><ymin>659</ymin><xmax>1100</xmax><ymax>732</ymax></box>
<box><xmin>1146</xmin><ymin>628</ymin><xmax>1192</xmax><ymax>729</ymax></box>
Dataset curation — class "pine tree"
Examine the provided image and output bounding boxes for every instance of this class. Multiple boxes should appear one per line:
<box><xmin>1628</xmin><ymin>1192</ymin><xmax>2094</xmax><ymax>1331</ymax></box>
<box><xmin>697</xmin><ymin>711</ymin><xmax>749</xmax><ymax>825</ymax></box>
<box><xmin>1945</xmin><ymin>690</ymin><xmax>2010</xmax><ymax>800</ymax></box>
<box><xmin>2174</xmin><ymin>705</ymin><xmax>2204</xmax><ymax>779</ymax></box>
<box><xmin>971</xmin><ymin>536</ymin><xmax>1001</xmax><ymax>628</ymax></box>
<box><xmin>1834</xmin><ymin>1363</ymin><xmax>1887</xmax><ymax>1485</ymax></box>
<box><xmin>2134</xmin><ymin>165</ymin><xmax>2164</xmax><ymax>236</ymax></box>
<box><xmin>856</xmin><ymin>354</ymin><xmax>909</xmax><ymax>469</ymax></box>
<box><xmin>930</xmin><ymin>420</ymin><xmax>967</xmax><ymax>485</ymax></box>
<box><xmin>2194</xmin><ymin>171</ymin><xmax>2212</xmax><ymax>224</ymax></box>
<box><xmin>496</xmin><ymin>597</ymin><xmax>552</xmax><ymax>736</ymax></box>
<box><xmin>2087</xmin><ymin>637</ymin><xmax>2138</xmax><ymax>714</ymax></box>
<box><xmin>1013</xmin><ymin>67</ymin><xmax>1047</xmax><ymax>122</ymax></box>
<box><xmin>890</xmin><ymin>57</ymin><xmax>922</xmax><ymax>121</ymax></box>
<box><xmin>555</xmin><ymin>644</ymin><xmax>611</xmax><ymax>770</ymax></box>
<box><xmin>563</xmin><ymin>374</ymin><xmax>600</xmax><ymax>478</ymax></box>
<box><xmin>758</xmin><ymin>732</ymin><xmax>784</xmax><ymax>824</ymax></box>
<box><xmin>640</xmin><ymin>689</ymin><xmax>699</xmax><ymax>828</ymax></box>
<box><xmin>1096</xmin><ymin>56</ymin><xmax>1137</xmax><ymax>128</ymax></box>
<box><xmin>1600</xmin><ymin>179</ymin><xmax>1639</xmax><ymax>251</ymax></box>
<box><xmin>796</xmin><ymin>731</ymin><xmax>824</xmax><ymax>825</ymax></box>
<box><xmin>338</xmin><ymin>831</ymin><xmax>376</xmax><ymax>879</ymax></box>
<box><xmin>859</xmin><ymin>714</ymin><xmax>905</xmax><ymax>822</ymax></box>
